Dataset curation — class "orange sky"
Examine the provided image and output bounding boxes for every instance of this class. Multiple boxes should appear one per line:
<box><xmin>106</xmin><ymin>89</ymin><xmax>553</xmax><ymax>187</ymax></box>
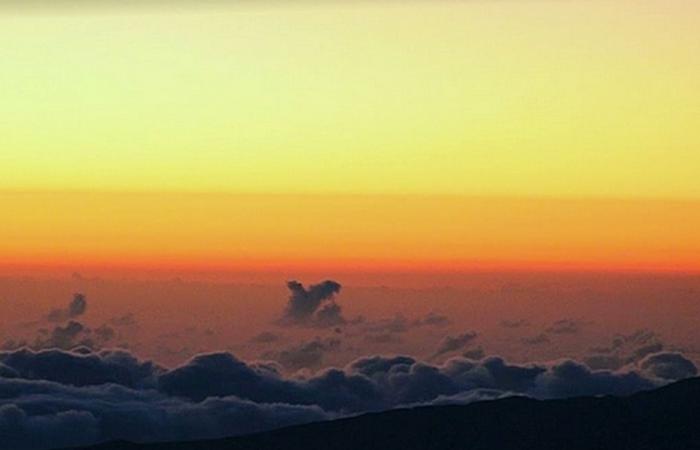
<box><xmin>2</xmin><ymin>191</ymin><xmax>700</xmax><ymax>277</ymax></box>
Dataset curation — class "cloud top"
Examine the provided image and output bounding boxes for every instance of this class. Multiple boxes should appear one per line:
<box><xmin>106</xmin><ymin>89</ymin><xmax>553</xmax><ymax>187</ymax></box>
<box><xmin>1</xmin><ymin>346</ymin><xmax>695</xmax><ymax>449</ymax></box>
<box><xmin>281</xmin><ymin>280</ymin><xmax>344</xmax><ymax>327</ymax></box>
<box><xmin>47</xmin><ymin>293</ymin><xmax>87</xmax><ymax>323</ymax></box>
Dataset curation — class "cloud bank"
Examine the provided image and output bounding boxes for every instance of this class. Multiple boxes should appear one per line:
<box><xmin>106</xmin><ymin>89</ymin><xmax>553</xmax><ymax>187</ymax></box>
<box><xmin>0</xmin><ymin>346</ymin><xmax>696</xmax><ymax>450</ymax></box>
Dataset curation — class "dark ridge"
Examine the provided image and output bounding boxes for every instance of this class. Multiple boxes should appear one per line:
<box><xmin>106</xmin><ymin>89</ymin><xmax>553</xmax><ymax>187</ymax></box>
<box><xmin>66</xmin><ymin>377</ymin><xmax>700</xmax><ymax>450</ymax></box>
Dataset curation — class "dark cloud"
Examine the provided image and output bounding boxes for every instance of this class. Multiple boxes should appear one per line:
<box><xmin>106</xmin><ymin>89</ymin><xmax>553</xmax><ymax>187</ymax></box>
<box><xmin>38</xmin><ymin>321</ymin><xmax>88</xmax><ymax>349</ymax></box>
<box><xmin>1</xmin><ymin>339</ymin><xmax>28</xmax><ymax>351</ymax></box>
<box><xmin>364</xmin><ymin>333</ymin><xmax>402</xmax><ymax>344</ymax></box>
<box><xmin>360</xmin><ymin>312</ymin><xmax>449</xmax><ymax>339</ymax></box>
<box><xmin>0</xmin><ymin>376</ymin><xmax>326</xmax><ymax>450</ymax></box>
<box><xmin>592</xmin><ymin>329</ymin><xmax>661</xmax><ymax>355</ymax></box>
<box><xmin>47</xmin><ymin>293</ymin><xmax>87</xmax><ymax>323</ymax></box>
<box><xmin>531</xmin><ymin>359</ymin><xmax>653</xmax><ymax>398</ymax></box>
<box><xmin>522</xmin><ymin>333</ymin><xmax>550</xmax><ymax>346</ymax></box>
<box><xmin>433</xmin><ymin>332</ymin><xmax>478</xmax><ymax>358</ymax></box>
<box><xmin>3</xmin><ymin>294</ymin><xmax>122</xmax><ymax>353</ymax></box>
<box><xmin>630</xmin><ymin>342</ymin><xmax>665</xmax><ymax>362</ymax></box>
<box><xmin>314</xmin><ymin>302</ymin><xmax>345</xmax><ymax>328</ymax></box>
<box><xmin>0</xmin><ymin>347</ymin><xmax>696</xmax><ymax>449</ymax></box>
<box><xmin>249</xmin><ymin>332</ymin><xmax>282</xmax><ymax>345</ymax></box>
<box><xmin>517</xmin><ymin>319</ymin><xmax>586</xmax><ymax>347</ymax></box>
<box><xmin>263</xmin><ymin>338</ymin><xmax>341</xmax><ymax>371</ymax></box>
<box><xmin>280</xmin><ymin>280</ymin><xmax>344</xmax><ymax>327</ymax></box>
<box><xmin>364</xmin><ymin>314</ymin><xmax>410</xmax><ymax>334</ymax></box>
<box><xmin>583</xmin><ymin>354</ymin><xmax>625</xmax><ymax>371</ymax></box>
<box><xmin>0</xmin><ymin>348</ymin><xmax>161</xmax><ymax>388</ymax></box>
<box><xmin>109</xmin><ymin>313</ymin><xmax>138</xmax><ymax>328</ymax></box>
<box><xmin>94</xmin><ymin>325</ymin><xmax>116</xmax><ymax>343</ymax></box>
<box><xmin>585</xmin><ymin>329</ymin><xmax>668</xmax><ymax>371</ymax></box>
<box><xmin>617</xmin><ymin>329</ymin><xmax>658</xmax><ymax>348</ymax></box>
<box><xmin>546</xmin><ymin>319</ymin><xmax>583</xmax><ymax>335</ymax></box>
<box><xmin>412</xmin><ymin>312</ymin><xmax>451</xmax><ymax>328</ymax></box>
<box><xmin>462</xmin><ymin>347</ymin><xmax>485</xmax><ymax>360</ymax></box>
<box><xmin>14</xmin><ymin>320</ymin><xmax>118</xmax><ymax>352</ymax></box>
<box><xmin>640</xmin><ymin>352</ymin><xmax>698</xmax><ymax>381</ymax></box>
<box><xmin>500</xmin><ymin>319</ymin><xmax>529</xmax><ymax>329</ymax></box>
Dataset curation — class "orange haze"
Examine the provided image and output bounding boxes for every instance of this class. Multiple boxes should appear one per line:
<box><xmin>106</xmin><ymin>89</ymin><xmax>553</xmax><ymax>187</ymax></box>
<box><xmin>2</xmin><ymin>191</ymin><xmax>700</xmax><ymax>278</ymax></box>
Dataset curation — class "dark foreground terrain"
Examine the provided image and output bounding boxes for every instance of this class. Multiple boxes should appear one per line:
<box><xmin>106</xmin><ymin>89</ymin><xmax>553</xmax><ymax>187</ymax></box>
<box><xmin>70</xmin><ymin>377</ymin><xmax>700</xmax><ymax>450</ymax></box>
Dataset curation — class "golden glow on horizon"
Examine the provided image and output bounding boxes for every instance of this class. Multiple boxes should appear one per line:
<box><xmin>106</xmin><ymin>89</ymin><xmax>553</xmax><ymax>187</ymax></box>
<box><xmin>2</xmin><ymin>192</ymin><xmax>700</xmax><ymax>273</ymax></box>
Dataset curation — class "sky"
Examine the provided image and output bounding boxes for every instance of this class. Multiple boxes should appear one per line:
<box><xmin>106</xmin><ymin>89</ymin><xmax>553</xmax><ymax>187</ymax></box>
<box><xmin>1</xmin><ymin>0</ymin><xmax>700</xmax><ymax>275</ymax></box>
<box><xmin>1</xmin><ymin>2</ymin><xmax>700</xmax><ymax>449</ymax></box>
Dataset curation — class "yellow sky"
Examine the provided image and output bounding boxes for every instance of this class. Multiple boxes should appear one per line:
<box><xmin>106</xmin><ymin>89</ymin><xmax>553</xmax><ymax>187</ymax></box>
<box><xmin>1</xmin><ymin>0</ymin><xmax>699</xmax><ymax>198</ymax></box>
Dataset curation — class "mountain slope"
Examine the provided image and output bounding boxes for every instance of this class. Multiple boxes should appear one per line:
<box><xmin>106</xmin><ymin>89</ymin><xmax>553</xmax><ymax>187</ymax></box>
<box><xmin>69</xmin><ymin>377</ymin><xmax>700</xmax><ymax>450</ymax></box>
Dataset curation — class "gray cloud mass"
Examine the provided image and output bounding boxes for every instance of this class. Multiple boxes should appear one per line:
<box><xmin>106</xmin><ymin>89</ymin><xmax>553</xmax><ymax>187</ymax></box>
<box><xmin>280</xmin><ymin>280</ymin><xmax>344</xmax><ymax>327</ymax></box>
<box><xmin>0</xmin><ymin>346</ymin><xmax>696</xmax><ymax>449</ymax></box>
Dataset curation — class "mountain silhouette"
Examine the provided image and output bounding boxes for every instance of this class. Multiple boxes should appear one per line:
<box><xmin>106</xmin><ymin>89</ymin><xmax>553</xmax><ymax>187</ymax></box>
<box><xmin>67</xmin><ymin>377</ymin><xmax>700</xmax><ymax>450</ymax></box>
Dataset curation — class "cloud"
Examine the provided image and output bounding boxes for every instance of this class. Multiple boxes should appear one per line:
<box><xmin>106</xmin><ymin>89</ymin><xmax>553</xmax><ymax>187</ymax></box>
<box><xmin>158</xmin><ymin>352</ymin><xmax>299</xmax><ymax>403</ymax></box>
<box><xmin>11</xmin><ymin>320</ymin><xmax>118</xmax><ymax>352</ymax></box>
<box><xmin>546</xmin><ymin>319</ymin><xmax>584</xmax><ymax>335</ymax></box>
<box><xmin>0</xmin><ymin>347</ymin><xmax>696</xmax><ymax>449</ymax></box>
<box><xmin>263</xmin><ymin>338</ymin><xmax>341</xmax><ymax>371</ymax></box>
<box><xmin>583</xmin><ymin>354</ymin><xmax>625</xmax><ymax>371</ymax></box>
<box><xmin>249</xmin><ymin>332</ymin><xmax>282</xmax><ymax>345</ymax></box>
<box><xmin>364</xmin><ymin>333</ymin><xmax>402</xmax><ymax>344</ymax></box>
<box><xmin>361</xmin><ymin>312</ymin><xmax>449</xmax><ymax>339</ymax></box>
<box><xmin>314</xmin><ymin>302</ymin><xmax>345</xmax><ymax>328</ymax></box>
<box><xmin>94</xmin><ymin>324</ymin><xmax>116</xmax><ymax>343</ymax></box>
<box><xmin>639</xmin><ymin>352</ymin><xmax>698</xmax><ymax>381</ymax></box>
<box><xmin>109</xmin><ymin>313</ymin><xmax>138</xmax><ymax>328</ymax></box>
<box><xmin>0</xmin><ymin>376</ymin><xmax>327</xmax><ymax>450</ymax></box>
<box><xmin>0</xmin><ymin>403</ymin><xmax>100</xmax><ymax>450</ymax></box>
<box><xmin>433</xmin><ymin>332</ymin><xmax>478</xmax><ymax>358</ymax></box>
<box><xmin>46</xmin><ymin>293</ymin><xmax>87</xmax><ymax>323</ymax></box>
<box><xmin>530</xmin><ymin>359</ymin><xmax>653</xmax><ymax>398</ymax></box>
<box><xmin>36</xmin><ymin>321</ymin><xmax>89</xmax><ymax>349</ymax></box>
<box><xmin>0</xmin><ymin>348</ymin><xmax>161</xmax><ymax>388</ymax></box>
<box><xmin>585</xmin><ymin>329</ymin><xmax>668</xmax><ymax>371</ymax></box>
<box><xmin>412</xmin><ymin>312</ymin><xmax>451</xmax><ymax>328</ymax></box>
<box><xmin>364</xmin><ymin>314</ymin><xmax>410</xmax><ymax>334</ymax></box>
<box><xmin>462</xmin><ymin>347</ymin><xmax>485</xmax><ymax>360</ymax></box>
<box><xmin>516</xmin><ymin>319</ymin><xmax>587</xmax><ymax>349</ymax></box>
<box><xmin>280</xmin><ymin>280</ymin><xmax>344</xmax><ymax>327</ymax></box>
<box><xmin>500</xmin><ymin>319</ymin><xmax>529</xmax><ymax>329</ymax></box>
<box><xmin>2</xmin><ymin>294</ymin><xmax>129</xmax><ymax>353</ymax></box>
<box><xmin>522</xmin><ymin>333</ymin><xmax>550</xmax><ymax>346</ymax></box>
<box><xmin>1</xmin><ymin>339</ymin><xmax>28</xmax><ymax>351</ymax></box>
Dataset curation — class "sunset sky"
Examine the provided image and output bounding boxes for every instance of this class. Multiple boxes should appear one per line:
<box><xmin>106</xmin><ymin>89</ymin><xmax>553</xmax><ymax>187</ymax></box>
<box><xmin>2</xmin><ymin>3</ymin><xmax>700</xmax><ymax>448</ymax></box>
<box><xmin>1</xmin><ymin>0</ymin><xmax>699</xmax><ymax>276</ymax></box>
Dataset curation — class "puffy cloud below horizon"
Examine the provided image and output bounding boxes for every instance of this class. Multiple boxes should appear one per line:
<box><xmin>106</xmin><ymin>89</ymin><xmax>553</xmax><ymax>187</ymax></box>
<box><xmin>584</xmin><ymin>329</ymin><xmax>671</xmax><ymax>372</ymax></box>
<box><xmin>47</xmin><ymin>294</ymin><xmax>87</xmax><ymax>323</ymax></box>
<box><xmin>279</xmin><ymin>280</ymin><xmax>345</xmax><ymax>328</ymax></box>
<box><xmin>432</xmin><ymin>332</ymin><xmax>478</xmax><ymax>359</ymax></box>
<box><xmin>2</xmin><ymin>293</ymin><xmax>123</xmax><ymax>353</ymax></box>
<box><xmin>262</xmin><ymin>337</ymin><xmax>342</xmax><ymax>371</ymax></box>
<box><xmin>0</xmin><ymin>346</ymin><xmax>696</xmax><ymax>450</ymax></box>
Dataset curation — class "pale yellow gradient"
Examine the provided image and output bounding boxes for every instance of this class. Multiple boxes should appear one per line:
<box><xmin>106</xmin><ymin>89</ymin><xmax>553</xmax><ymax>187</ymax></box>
<box><xmin>1</xmin><ymin>0</ymin><xmax>699</xmax><ymax>198</ymax></box>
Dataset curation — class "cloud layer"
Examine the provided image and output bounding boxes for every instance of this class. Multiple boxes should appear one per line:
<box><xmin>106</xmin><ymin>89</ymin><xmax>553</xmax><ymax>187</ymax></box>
<box><xmin>0</xmin><ymin>346</ymin><xmax>696</xmax><ymax>450</ymax></box>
